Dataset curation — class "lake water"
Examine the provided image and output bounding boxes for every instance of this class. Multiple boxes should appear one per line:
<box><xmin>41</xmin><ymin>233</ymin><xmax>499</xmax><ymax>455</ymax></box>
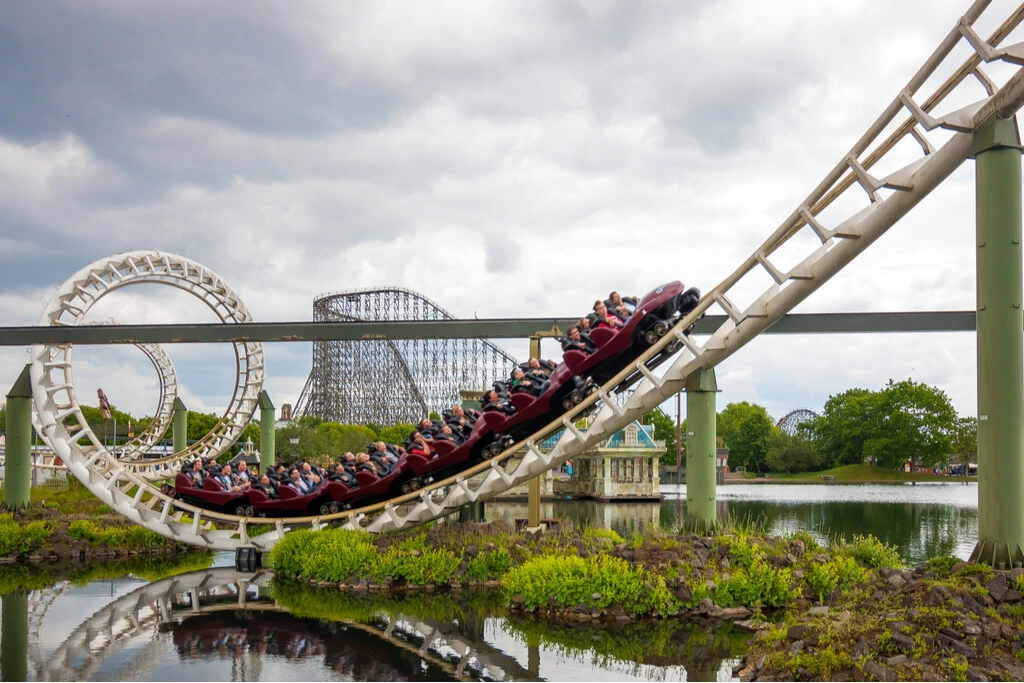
<box><xmin>0</xmin><ymin>482</ymin><xmax>980</xmax><ymax>681</ymax></box>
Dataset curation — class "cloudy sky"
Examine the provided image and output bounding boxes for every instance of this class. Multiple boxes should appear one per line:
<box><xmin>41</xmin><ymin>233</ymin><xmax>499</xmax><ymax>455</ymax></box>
<box><xmin>1</xmin><ymin>0</ymin><xmax>1022</xmax><ymax>426</ymax></box>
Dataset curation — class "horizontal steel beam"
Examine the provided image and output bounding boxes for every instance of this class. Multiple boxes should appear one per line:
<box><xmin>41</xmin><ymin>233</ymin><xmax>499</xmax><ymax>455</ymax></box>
<box><xmin>0</xmin><ymin>311</ymin><xmax>979</xmax><ymax>346</ymax></box>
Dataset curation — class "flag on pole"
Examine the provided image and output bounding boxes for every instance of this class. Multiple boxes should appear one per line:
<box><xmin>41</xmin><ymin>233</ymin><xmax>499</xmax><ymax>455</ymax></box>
<box><xmin>97</xmin><ymin>389</ymin><xmax>112</xmax><ymax>420</ymax></box>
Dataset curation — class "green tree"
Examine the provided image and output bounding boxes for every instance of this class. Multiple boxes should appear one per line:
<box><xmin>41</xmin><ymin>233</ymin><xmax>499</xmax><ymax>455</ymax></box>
<box><xmin>765</xmin><ymin>431</ymin><xmax>821</xmax><ymax>473</ymax></box>
<box><xmin>805</xmin><ymin>388</ymin><xmax>882</xmax><ymax>469</ymax></box>
<box><xmin>378</xmin><ymin>423</ymin><xmax>417</xmax><ymax>446</ymax></box>
<box><xmin>862</xmin><ymin>379</ymin><xmax>957</xmax><ymax>470</ymax></box>
<box><xmin>0</xmin><ymin>402</ymin><xmax>6</xmax><ymax>432</ymax></box>
<box><xmin>642</xmin><ymin>408</ymin><xmax>678</xmax><ymax>466</ymax></box>
<box><xmin>950</xmin><ymin>416</ymin><xmax>977</xmax><ymax>475</ymax></box>
<box><xmin>717</xmin><ymin>402</ymin><xmax>774</xmax><ymax>472</ymax></box>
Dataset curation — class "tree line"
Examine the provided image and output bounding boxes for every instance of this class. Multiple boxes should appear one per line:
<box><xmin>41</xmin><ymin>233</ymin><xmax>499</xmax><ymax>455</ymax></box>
<box><xmin>642</xmin><ymin>379</ymin><xmax>977</xmax><ymax>474</ymax></box>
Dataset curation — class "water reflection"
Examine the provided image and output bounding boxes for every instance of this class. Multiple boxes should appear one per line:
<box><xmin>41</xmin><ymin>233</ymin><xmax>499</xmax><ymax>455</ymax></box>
<box><xmin>488</xmin><ymin>483</ymin><xmax>979</xmax><ymax>565</ymax></box>
<box><xmin>21</xmin><ymin>568</ymin><xmax>748</xmax><ymax>682</ymax></box>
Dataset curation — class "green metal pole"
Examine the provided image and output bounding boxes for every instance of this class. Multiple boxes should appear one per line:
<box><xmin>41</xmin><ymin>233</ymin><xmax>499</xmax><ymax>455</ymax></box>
<box><xmin>258</xmin><ymin>390</ymin><xmax>275</xmax><ymax>473</ymax></box>
<box><xmin>172</xmin><ymin>397</ymin><xmax>188</xmax><ymax>455</ymax></box>
<box><xmin>2</xmin><ymin>366</ymin><xmax>33</xmax><ymax>511</ymax></box>
<box><xmin>685</xmin><ymin>368</ymin><xmax>718</xmax><ymax>533</ymax></box>
<box><xmin>1</xmin><ymin>591</ymin><xmax>28</xmax><ymax>683</ymax></box>
<box><xmin>971</xmin><ymin>114</ymin><xmax>1024</xmax><ymax>568</ymax></box>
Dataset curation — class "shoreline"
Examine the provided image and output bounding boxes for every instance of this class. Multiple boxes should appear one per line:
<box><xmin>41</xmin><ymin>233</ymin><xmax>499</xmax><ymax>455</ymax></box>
<box><xmin>266</xmin><ymin>521</ymin><xmax>1023</xmax><ymax>681</ymax></box>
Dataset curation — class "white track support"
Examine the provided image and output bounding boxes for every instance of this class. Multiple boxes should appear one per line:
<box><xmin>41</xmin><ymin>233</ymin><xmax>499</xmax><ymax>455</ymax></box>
<box><xmin>5</xmin><ymin>320</ymin><xmax>179</xmax><ymax>475</ymax></box>
<box><xmin>25</xmin><ymin>2</ymin><xmax>1024</xmax><ymax>552</ymax></box>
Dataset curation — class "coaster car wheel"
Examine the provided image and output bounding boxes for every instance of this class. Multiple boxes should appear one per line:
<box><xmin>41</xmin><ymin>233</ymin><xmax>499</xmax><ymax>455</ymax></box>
<box><xmin>562</xmin><ymin>397</ymin><xmax>576</xmax><ymax>411</ymax></box>
<box><xmin>570</xmin><ymin>389</ymin><xmax>584</xmax><ymax>404</ymax></box>
<box><xmin>235</xmin><ymin>504</ymin><xmax>248</xmax><ymax>516</ymax></box>
<box><xmin>645</xmin><ymin>329</ymin><xmax>660</xmax><ymax>345</ymax></box>
<box><xmin>244</xmin><ymin>505</ymin><xmax>255</xmax><ymax>517</ymax></box>
<box><xmin>328</xmin><ymin>502</ymin><xmax>340</xmax><ymax>514</ymax></box>
<box><xmin>320</xmin><ymin>503</ymin><xmax>331</xmax><ymax>515</ymax></box>
<box><xmin>653</xmin><ymin>320</ymin><xmax>669</xmax><ymax>337</ymax></box>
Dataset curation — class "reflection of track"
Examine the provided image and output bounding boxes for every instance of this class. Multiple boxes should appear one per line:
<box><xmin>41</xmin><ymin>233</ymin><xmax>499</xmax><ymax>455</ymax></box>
<box><xmin>28</xmin><ymin>3</ymin><xmax>1024</xmax><ymax>550</ymax></box>
<box><xmin>34</xmin><ymin>568</ymin><xmax>534</xmax><ymax>681</ymax></box>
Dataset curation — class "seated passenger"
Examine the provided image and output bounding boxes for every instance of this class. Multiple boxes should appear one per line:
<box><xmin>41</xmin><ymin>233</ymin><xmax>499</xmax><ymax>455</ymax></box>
<box><xmin>522</xmin><ymin>357</ymin><xmax>557</xmax><ymax>379</ymax></box>
<box><xmin>561</xmin><ymin>325</ymin><xmax>598</xmax><ymax>354</ymax></box>
<box><xmin>215</xmin><ymin>464</ymin><xmax>243</xmax><ymax>492</ymax></box>
<box><xmin>407</xmin><ymin>430</ymin><xmax>435</xmax><ymax>459</ymax></box>
<box><xmin>300</xmin><ymin>462</ymin><xmax>322</xmax><ymax>486</ymax></box>
<box><xmin>592</xmin><ymin>301</ymin><xmax>625</xmax><ymax>329</ymax></box>
<box><xmin>481</xmin><ymin>389</ymin><xmax>515</xmax><ymax>415</ymax></box>
<box><xmin>329</xmin><ymin>463</ymin><xmax>359</xmax><ymax>488</ymax></box>
<box><xmin>340</xmin><ymin>452</ymin><xmax>358</xmax><ymax>471</ymax></box>
<box><xmin>371</xmin><ymin>441</ymin><xmax>399</xmax><ymax>466</ymax></box>
<box><xmin>234</xmin><ymin>461</ymin><xmax>253</xmax><ymax>488</ymax></box>
<box><xmin>415</xmin><ymin>418</ymin><xmax>435</xmax><ymax>439</ymax></box>
<box><xmin>605</xmin><ymin>291</ymin><xmax>637</xmax><ymax>319</ymax></box>
<box><xmin>286</xmin><ymin>468</ymin><xmax>315</xmax><ymax>494</ymax></box>
<box><xmin>254</xmin><ymin>474</ymin><xmax>278</xmax><ymax>499</ymax></box>
<box><xmin>510</xmin><ymin>368</ymin><xmax>545</xmax><ymax>397</ymax></box>
<box><xmin>186</xmin><ymin>459</ymin><xmax>206</xmax><ymax>487</ymax></box>
<box><xmin>446</xmin><ymin>405</ymin><xmax>476</xmax><ymax>436</ymax></box>
<box><xmin>578</xmin><ymin>317</ymin><xmax>592</xmax><ymax>331</ymax></box>
<box><xmin>438</xmin><ymin>423</ymin><xmax>465</xmax><ymax>444</ymax></box>
<box><xmin>355</xmin><ymin>452</ymin><xmax>389</xmax><ymax>477</ymax></box>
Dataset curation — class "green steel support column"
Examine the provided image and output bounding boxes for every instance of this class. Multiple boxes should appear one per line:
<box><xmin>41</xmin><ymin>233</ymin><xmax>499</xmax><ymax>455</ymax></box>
<box><xmin>2</xmin><ymin>366</ymin><xmax>33</xmax><ymax>511</ymax></box>
<box><xmin>971</xmin><ymin>115</ymin><xmax>1024</xmax><ymax>568</ymax></box>
<box><xmin>1</xmin><ymin>591</ymin><xmax>28</xmax><ymax>683</ymax></box>
<box><xmin>685</xmin><ymin>368</ymin><xmax>718</xmax><ymax>532</ymax></box>
<box><xmin>258</xmin><ymin>390</ymin><xmax>275</xmax><ymax>474</ymax></box>
<box><xmin>172</xmin><ymin>397</ymin><xmax>188</xmax><ymax>455</ymax></box>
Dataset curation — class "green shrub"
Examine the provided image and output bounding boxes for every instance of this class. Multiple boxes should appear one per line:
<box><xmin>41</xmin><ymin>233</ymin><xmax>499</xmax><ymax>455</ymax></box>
<box><xmin>789</xmin><ymin>529</ymin><xmax>822</xmax><ymax>554</ymax></box>
<box><xmin>502</xmin><ymin>554</ymin><xmax>675</xmax><ymax>615</ymax></box>
<box><xmin>466</xmin><ymin>548</ymin><xmax>512</xmax><ymax>581</ymax></box>
<box><xmin>834</xmin><ymin>534</ymin><xmax>902</xmax><ymax>569</ymax></box>
<box><xmin>268</xmin><ymin>528</ymin><xmax>377</xmax><ymax>583</ymax></box>
<box><xmin>68</xmin><ymin>520</ymin><xmax>165</xmax><ymax>548</ymax></box>
<box><xmin>805</xmin><ymin>562</ymin><xmax>838</xmax><ymax>603</ymax></box>
<box><xmin>583</xmin><ymin>527</ymin><xmax>624</xmax><ymax>545</ymax></box>
<box><xmin>925</xmin><ymin>555</ymin><xmax>961</xmax><ymax>577</ymax></box>
<box><xmin>714</xmin><ymin>558</ymin><xmax>793</xmax><ymax>608</ymax></box>
<box><xmin>1012</xmin><ymin>573</ymin><xmax>1024</xmax><ymax>595</ymax></box>
<box><xmin>369</xmin><ymin>547</ymin><xmax>460</xmax><ymax>586</ymax></box>
<box><xmin>0</xmin><ymin>516</ymin><xmax>52</xmax><ymax>555</ymax></box>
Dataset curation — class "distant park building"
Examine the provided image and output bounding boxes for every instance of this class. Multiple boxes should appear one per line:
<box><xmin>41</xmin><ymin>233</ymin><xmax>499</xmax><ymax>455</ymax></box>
<box><xmin>497</xmin><ymin>419</ymin><xmax>663</xmax><ymax>501</ymax></box>
<box><xmin>280</xmin><ymin>403</ymin><xmax>293</xmax><ymax>422</ymax></box>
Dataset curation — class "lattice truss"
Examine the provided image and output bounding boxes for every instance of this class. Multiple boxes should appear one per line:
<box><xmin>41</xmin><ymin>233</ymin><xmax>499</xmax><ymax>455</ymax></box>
<box><xmin>295</xmin><ymin>287</ymin><xmax>519</xmax><ymax>425</ymax></box>
<box><xmin>776</xmin><ymin>409</ymin><xmax>820</xmax><ymax>436</ymax></box>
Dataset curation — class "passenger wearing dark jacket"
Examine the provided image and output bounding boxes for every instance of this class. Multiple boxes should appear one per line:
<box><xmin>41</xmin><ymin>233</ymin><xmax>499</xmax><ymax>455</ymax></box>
<box><xmin>481</xmin><ymin>389</ymin><xmax>515</xmax><ymax>415</ymax></box>
<box><xmin>561</xmin><ymin>325</ymin><xmax>597</xmax><ymax>354</ymax></box>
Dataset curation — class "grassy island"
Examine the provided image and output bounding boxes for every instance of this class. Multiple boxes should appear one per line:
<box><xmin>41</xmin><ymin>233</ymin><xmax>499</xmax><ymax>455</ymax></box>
<box><xmin>268</xmin><ymin>520</ymin><xmax>1024</xmax><ymax>681</ymax></box>
<box><xmin>0</xmin><ymin>483</ymin><xmax>204</xmax><ymax>565</ymax></box>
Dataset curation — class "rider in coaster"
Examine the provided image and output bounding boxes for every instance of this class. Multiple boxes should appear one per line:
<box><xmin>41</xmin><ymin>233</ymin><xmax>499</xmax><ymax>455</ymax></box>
<box><xmin>286</xmin><ymin>468</ymin><xmax>313</xmax><ymax>494</ymax></box>
<box><xmin>407</xmin><ymin>431</ymin><xmax>435</xmax><ymax>459</ymax></box>
<box><xmin>329</xmin><ymin>463</ymin><xmax>359</xmax><ymax>488</ymax></box>
<box><xmin>186</xmin><ymin>458</ymin><xmax>206</xmax><ymax>486</ymax></box>
<box><xmin>510</xmin><ymin>367</ymin><xmax>546</xmax><ymax>397</ymax></box>
<box><xmin>356</xmin><ymin>452</ymin><xmax>390</xmax><ymax>476</ymax></box>
<box><xmin>522</xmin><ymin>357</ymin><xmax>557</xmax><ymax>379</ymax></box>
<box><xmin>234</xmin><ymin>460</ymin><xmax>253</xmax><ymax>487</ymax></box>
<box><xmin>606</xmin><ymin>291</ymin><xmax>637</xmax><ymax>319</ymax></box>
<box><xmin>438</xmin><ymin>423</ymin><xmax>465</xmax><ymax>444</ymax></box>
<box><xmin>481</xmin><ymin>389</ymin><xmax>515</xmax><ymax>415</ymax></box>
<box><xmin>446</xmin><ymin>405</ymin><xmax>477</xmax><ymax>436</ymax></box>
<box><xmin>561</xmin><ymin>325</ymin><xmax>598</xmax><ymax>354</ymax></box>
<box><xmin>254</xmin><ymin>474</ymin><xmax>278</xmax><ymax>499</ymax></box>
<box><xmin>592</xmin><ymin>300</ymin><xmax>625</xmax><ymax>329</ymax></box>
<box><xmin>372</xmin><ymin>441</ymin><xmax>399</xmax><ymax>466</ymax></box>
<box><xmin>216</xmin><ymin>464</ymin><xmax>243</xmax><ymax>492</ymax></box>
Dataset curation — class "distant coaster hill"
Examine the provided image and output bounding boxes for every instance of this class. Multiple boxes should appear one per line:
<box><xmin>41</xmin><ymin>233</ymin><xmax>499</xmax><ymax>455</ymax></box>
<box><xmin>294</xmin><ymin>287</ymin><xmax>520</xmax><ymax>425</ymax></box>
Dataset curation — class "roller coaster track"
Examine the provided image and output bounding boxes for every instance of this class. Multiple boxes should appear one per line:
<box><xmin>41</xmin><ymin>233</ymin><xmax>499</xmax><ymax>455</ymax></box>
<box><xmin>26</xmin><ymin>0</ymin><xmax>1024</xmax><ymax>551</ymax></box>
<box><xmin>2</xmin><ymin>320</ymin><xmax>180</xmax><ymax>476</ymax></box>
<box><xmin>29</xmin><ymin>568</ymin><xmax>533</xmax><ymax>681</ymax></box>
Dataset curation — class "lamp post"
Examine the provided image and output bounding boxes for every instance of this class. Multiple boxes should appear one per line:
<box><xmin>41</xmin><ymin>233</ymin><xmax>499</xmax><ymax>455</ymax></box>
<box><xmin>289</xmin><ymin>434</ymin><xmax>299</xmax><ymax>462</ymax></box>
